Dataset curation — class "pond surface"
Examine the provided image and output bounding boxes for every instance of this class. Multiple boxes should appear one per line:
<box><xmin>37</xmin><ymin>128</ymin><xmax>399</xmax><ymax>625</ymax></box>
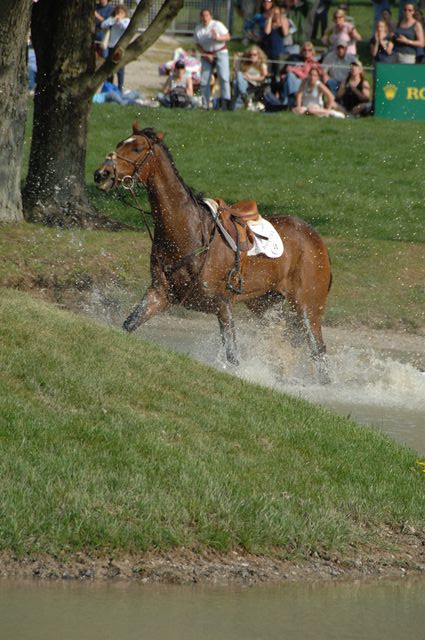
<box><xmin>1</xmin><ymin>577</ymin><xmax>425</xmax><ymax>640</ymax></box>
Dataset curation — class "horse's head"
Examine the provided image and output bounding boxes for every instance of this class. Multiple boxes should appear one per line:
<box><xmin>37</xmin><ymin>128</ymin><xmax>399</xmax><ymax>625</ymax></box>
<box><xmin>94</xmin><ymin>122</ymin><xmax>164</xmax><ymax>192</ymax></box>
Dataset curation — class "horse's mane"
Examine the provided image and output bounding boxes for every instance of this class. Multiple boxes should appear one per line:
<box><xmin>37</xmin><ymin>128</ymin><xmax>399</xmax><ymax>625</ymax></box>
<box><xmin>140</xmin><ymin>128</ymin><xmax>206</xmax><ymax>208</ymax></box>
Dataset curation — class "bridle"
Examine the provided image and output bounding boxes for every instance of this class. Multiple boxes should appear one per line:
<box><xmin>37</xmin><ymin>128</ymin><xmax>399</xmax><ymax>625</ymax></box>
<box><xmin>102</xmin><ymin>133</ymin><xmax>156</xmax><ymax>240</ymax></box>
<box><xmin>104</xmin><ymin>133</ymin><xmax>155</xmax><ymax>190</ymax></box>
<box><xmin>100</xmin><ymin>132</ymin><xmax>214</xmax><ymax>293</ymax></box>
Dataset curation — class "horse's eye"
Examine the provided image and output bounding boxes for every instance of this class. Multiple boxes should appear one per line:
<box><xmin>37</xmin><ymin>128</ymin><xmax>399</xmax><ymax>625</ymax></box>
<box><xmin>134</xmin><ymin>147</ymin><xmax>143</xmax><ymax>153</ymax></box>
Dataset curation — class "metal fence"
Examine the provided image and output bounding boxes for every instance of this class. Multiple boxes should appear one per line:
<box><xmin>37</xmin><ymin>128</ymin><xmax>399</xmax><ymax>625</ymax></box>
<box><xmin>109</xmin><ymin>0</ymin><xmax>233</xmax><ymax>34</ymax></box>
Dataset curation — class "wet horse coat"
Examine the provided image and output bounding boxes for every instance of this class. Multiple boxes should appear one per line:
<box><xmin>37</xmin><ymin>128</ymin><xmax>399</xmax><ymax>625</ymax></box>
<box><xmin>94</xmin><ymin>124</ymin><xmax>332</xmax><ymax>379</ymax></box>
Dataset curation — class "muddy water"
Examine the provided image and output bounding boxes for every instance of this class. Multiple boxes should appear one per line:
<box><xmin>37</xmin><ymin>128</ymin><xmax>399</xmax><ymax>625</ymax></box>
<box><xmin>121</xmin><ymin>311</ymin><xmax>425</xmax><ymax>453</ymax></box>
<box><xmin>1</xmin><ymin>578</ymin><xmax>425</xmax><ymax>640</ymax></box>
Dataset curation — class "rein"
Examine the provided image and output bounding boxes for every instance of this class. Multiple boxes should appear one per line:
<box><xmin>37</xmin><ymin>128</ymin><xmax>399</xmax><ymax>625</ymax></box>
<box><xmin>107</xmin><ymin>133</ymin><xmax>212</xmax><ymax>279</ymax></box>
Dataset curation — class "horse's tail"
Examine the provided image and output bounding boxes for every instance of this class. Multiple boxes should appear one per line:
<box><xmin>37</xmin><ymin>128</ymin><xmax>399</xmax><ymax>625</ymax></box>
<box><xmin>327</xmin><ymin>254</ymin><xmax>333</xmax><ymax>292</ymax></box>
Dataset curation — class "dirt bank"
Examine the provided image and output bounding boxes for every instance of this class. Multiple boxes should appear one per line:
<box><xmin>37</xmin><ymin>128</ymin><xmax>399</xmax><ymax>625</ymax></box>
<box><xmin>1</xmin><ymin>528</ymin><xmax>425</xmax><ymax>585</ymax></box>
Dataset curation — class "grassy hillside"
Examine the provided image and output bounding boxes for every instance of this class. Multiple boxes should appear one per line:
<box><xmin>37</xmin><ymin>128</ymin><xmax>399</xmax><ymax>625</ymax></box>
<box><xmin>0</xmin><ymin>289</ymin><xmax>424</xmax><ymax>558</ymax></box>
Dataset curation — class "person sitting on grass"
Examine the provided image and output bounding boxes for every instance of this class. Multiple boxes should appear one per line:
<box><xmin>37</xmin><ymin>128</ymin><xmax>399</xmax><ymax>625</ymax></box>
<box><xmin>232</xmin><ymin>45</ymin><xmax>269</xmax><ymax>109</ymax></box>
<box><xmin>335</xmin><ymin>60</ymin><xmax>372</xmax><ymax>116</ymax></box>
<box><xmin>270</xmin><ymin>41</ymin><xmax>324</xmax><ymax>110</ymax></box>
<box><xmin>322</xmin><ymin>37</ymin><xmax>357</xmax><ymax>95</ymax></box>
<box><xmin>157</xmin><ymin>60</ymin><xmax>197</xmax><ymax>108</ymax></box>
<box><xmin>292</xmin><ymin>66</ymin><xmax>344</xmax><ymax>117</ymax></box>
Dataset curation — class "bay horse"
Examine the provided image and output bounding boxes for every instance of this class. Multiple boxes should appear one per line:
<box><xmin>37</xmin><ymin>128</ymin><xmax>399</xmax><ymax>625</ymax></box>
<box><xmin>94</xmin><ymin>123</ymin><xmax>332</xmax><ymax>381</ymax></box>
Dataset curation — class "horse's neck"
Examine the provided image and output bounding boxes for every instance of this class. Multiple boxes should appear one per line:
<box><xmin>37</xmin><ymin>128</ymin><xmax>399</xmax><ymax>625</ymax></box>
<box><xmin>145</xmin><ymin>150</ymin><xmax>202</xmax><ymax>250</ymax></box>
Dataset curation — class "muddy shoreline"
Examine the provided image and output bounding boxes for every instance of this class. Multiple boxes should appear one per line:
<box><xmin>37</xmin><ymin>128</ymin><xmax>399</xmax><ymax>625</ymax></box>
<box><xmin>1</xmin><ymin>530</ymin><xmax>425</xmax><ymax>585</ymax></box>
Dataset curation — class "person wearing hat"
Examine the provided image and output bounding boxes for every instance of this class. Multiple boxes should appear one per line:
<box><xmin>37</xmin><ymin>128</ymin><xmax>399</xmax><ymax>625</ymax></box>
<box><xmin>335</xmin><ymin>59</ymin><xmax>372</xmax><ymax>116</ymax></box>
<box><xmin>322</xmin><ymin>36</ymin><xmax>357</xmax><ymax>95</ymax></box>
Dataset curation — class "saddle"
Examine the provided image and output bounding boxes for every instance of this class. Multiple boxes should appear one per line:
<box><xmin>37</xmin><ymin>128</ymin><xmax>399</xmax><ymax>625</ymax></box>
<box><xmin>213</xmin><ymin>197</ymin><xmax>260</xmax><ymax>252</ymax></box>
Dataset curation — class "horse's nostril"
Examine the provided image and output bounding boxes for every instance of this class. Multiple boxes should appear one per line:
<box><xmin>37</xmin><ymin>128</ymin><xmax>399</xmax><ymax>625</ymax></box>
<box><xmin>94</xmin><ymin>169</ymin><xmax>106</xmax><ymax>183</ymax></box>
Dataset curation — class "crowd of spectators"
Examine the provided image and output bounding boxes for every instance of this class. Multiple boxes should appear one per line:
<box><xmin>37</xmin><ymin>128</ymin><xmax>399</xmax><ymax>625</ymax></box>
<box><xmin>153</xmin><ymin>1</ymin><xmax>424</xmax><ymax>116</ymax></box>
<box><xmin>27</xmin><ymin>0</ymin><xmax>424</xmax><ymax>119</ymax></box>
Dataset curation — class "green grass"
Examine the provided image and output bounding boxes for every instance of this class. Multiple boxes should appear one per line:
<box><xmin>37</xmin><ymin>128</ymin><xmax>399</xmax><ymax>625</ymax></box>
<box><xmin>1</xmin><ymin>289</ymin><xmax>423</xmax><ymax>557</ymax></box>
<box><xmin>86</xmin><ymin>107</ymin><xmax>425</xmax><ymax>243</ymax></box>
<box><xmin>14</xmin><ymin>105</ymin><xmax>425</xmax><ymax>331</ymax></box>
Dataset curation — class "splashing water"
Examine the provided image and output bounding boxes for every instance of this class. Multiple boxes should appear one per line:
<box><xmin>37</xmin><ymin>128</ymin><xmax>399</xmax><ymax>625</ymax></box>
<box><xmin>82</xmin><ymin>287</ymin><xmax>425</xmax><ymax>453</ymax></box>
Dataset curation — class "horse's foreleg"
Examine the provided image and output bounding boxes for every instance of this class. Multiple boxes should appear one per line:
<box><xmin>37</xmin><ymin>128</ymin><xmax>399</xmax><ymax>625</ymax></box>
<box><xmin>301</xmin><ymin>306</ymin><xmax>330</xmax><ymax>384</ymax></box>
<box><xmin>123</xmin><ymin>287</ymin><xmax>169</xmax><ymax>332</ymax></box>
<box><xmin>217</xmin><ymin>301</ymin><xmax>239</xmax><ymax>366</ymax></box>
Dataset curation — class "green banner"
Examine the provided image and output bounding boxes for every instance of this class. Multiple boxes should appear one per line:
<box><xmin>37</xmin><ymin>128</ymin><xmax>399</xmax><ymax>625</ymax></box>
<box><xmin>374</xmin><ymin>63</ymin><xmax>425</xmax><ymax>120</ymax></box>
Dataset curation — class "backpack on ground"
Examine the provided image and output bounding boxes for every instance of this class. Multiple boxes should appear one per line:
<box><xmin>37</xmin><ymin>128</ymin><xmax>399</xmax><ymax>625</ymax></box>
<box><xmin>169</xmin><ymin>86</ymin><xmax>192</xmax><ymax>108</ymax></box>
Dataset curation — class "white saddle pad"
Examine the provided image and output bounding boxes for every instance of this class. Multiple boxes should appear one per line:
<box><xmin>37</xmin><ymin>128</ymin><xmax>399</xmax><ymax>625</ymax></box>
<box><xmin>247</xmin><ymin>217</ymin><xmax>284</xmax><ymax>258</ymax></box>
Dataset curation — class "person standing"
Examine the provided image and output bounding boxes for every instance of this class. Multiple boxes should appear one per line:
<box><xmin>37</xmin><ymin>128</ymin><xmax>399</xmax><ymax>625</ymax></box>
<box><xmin>101</xmin><ymin>4</ymin><xmax>130</xmax><ymax>91</ymax></box>
<box><xmin>194</xmin><ymin>8</ymin><xmax>231</xmax><ymax>110</ymax></box>
<box><xmin>95</xmin><ymin>0</ymin><xmax>114</xmax><ymax>58</ymax></box>
<box><xmin>393</xmin><ymin>3</ymin><xmax>424</xmax><ymax>63</ymax></box>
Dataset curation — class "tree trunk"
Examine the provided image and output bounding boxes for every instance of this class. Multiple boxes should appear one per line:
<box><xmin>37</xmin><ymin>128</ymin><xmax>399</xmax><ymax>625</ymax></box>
<box><xmin>23</xmin><ymin>0</ymin><xmax>184</xmax><ymax>229</ymax></box>
<box><xmin>23</xmin><ymin>0</ymin><xmax>98</xmax><ymax>228</ymax></box>
<box><xmin>0</xmin><ymin>0</ymin><xmax>32</xmax><ymax>224</ymax></box>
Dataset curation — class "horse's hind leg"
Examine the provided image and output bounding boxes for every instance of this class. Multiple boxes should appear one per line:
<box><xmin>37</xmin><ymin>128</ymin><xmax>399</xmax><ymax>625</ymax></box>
<box><xmin>123</xmin><ymin>287</ymin><xmax>169</xmax><ymax>332</ymax></box>
<box><xmin>217</xmin><ymin>300</ymin><xmax>239</xmax><ymax>366</ymax></box>
<box><xmin>288</xmin><ymin>297</ymin><xmax>330</xmax><ymax>383</ymax></box>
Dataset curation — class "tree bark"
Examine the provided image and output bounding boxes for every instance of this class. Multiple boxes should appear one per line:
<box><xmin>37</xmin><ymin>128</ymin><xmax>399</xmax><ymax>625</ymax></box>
<box><xmin>0</xmin><ymin>0</ymin><xmax>32</xmax><ymax>224</ymax></box>
<box><xmin>23</xmin><ymin>0</ymin><xmax>97</xmax><ymax>227</ymax></box>
<box><xmin>24</xmin><ymin>0</ymin><xmax>184</xmax><ymax>229</ymax></box>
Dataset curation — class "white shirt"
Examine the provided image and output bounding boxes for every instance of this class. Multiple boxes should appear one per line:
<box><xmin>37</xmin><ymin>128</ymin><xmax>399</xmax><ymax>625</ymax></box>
<box><xmin>194</xmin><ymin>20</ymin><xmax>228</xmax><ymax>53</ymax></box>
<box><xmin>101</xmin><ymin>16</ymin><xmax>130</xmax><ymax>48</ymax></box>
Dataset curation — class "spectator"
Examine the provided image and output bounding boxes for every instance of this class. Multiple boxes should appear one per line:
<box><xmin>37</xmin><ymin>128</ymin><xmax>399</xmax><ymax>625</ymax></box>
<box><xmin>381</xmin><ymin>9</ymin><xmax>396</xmax><ymax>36</ymax></box>
<box><xmin>102</xmin><ymin>5</ymin><xmax>130</xmax><ymax>91</ymax></box>
<box><xmin>335</xmin><ymin>60</ymin><xmax>372</xmax><ymax>116</ymax></box>
<box><xmin>393</xmin><ymin>2</ymin><xmax>424</xmax><ymax>63</ymax></box>
<box><xmin>237</xmin><ymin>0</ymin><xmax>262</xmax><ymax>44</ymax></box>
<box><xmin>232</xmin><ymin>45</ymin><xmax>269</xmax><ymax>108</ymax></box>
<box><xmin>263</xmin><ymin>6</ymin><xmax>290</xmax><ymax>79</ymax></box>
<box><xmin>371</xmin><ymin>0</ymin><xmax>391</xmax><ymax>31</ymax></box>
<box><xmin>285</xmin><ymin>0</ymin><xmax>310</xmax><ymax>45</ymax></box>
<box><xmin>92</xmin><ymin>81</ymin><xmax>143</xmax><ymax>106</ymax></box>
<box><xmin>414</xmin><ymin>7</ymin><xmax>425</xmax><ymax>60</ymax></box>
<box><xmin>311</xmin><ymin>0</ymin><xmax>333</xmax><ymax>40</ymax></box>
<box><xmin>322</xmin><ymin>37</ymin><xmax>356</xmax><ymax>95</ymax></box>
<box><xmin>292</xmin><ymin>66</ymin><xmax>342</xmax><ymax>117</ymax></box>
<box><xmin>27</xmin><ymin>38</ymin><xmax>37</xmax><ymax>92</ymax></box>
<box><xmin>95</xmin><ymin>0</ymin><xmax>114</xmax><ymax>58</ymax></box>
<box><xmin>370</xmin><ymin>19</ymin><xmax>395</xmax><ymax>62</ymax></box>
<box><xmin>157</xmin><ymin>60</ymin><xmax>197</xmax><ymax>108</ymax></box>
<box><xmin>194</xmin><ymin>8</ymin><xmax>231</xmax><ymax>110</ymax></box>
<box><xmin>245</xmin><ymin>0</ymin><xmax>275</xmax><ymax>45</ymax></box>
<box><xmin>265</xmin><ymin>41</ymin><xmax>323</xmax><ymax>109</ymax></box>
<box><xmin>322</xmin><ymin>8</ymin><xmax>361</xmax><ymax>56</ymax></box>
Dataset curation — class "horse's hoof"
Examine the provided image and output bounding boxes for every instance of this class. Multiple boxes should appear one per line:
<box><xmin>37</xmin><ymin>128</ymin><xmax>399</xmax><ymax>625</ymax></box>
<box><xmin>227</xmin><ymin>354</ymin><xmax>240</xmax><ymax>366</ymax></box>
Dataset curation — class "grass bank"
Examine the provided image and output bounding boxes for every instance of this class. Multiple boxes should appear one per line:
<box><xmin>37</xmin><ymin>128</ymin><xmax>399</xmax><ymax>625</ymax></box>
<box><xmin>1</xmin><ymin>289</ymin><xmax>424</xmax><ymax>564</ymax></box>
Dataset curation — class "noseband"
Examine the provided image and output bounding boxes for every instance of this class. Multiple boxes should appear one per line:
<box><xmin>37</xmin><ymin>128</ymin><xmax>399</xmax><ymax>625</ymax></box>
<box><xmin>105</xmin><ymin>134</ymin><xmax>155</xmax><ymax>189</ymax></box>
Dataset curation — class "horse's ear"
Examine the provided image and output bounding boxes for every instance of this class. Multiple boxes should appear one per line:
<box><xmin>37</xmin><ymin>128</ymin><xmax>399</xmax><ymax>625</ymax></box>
<box><xmin>156</xmin><ymin>131</ymin><xmax>165</xmax><ymax>142</ymax></box>
<box><xmin>132</xmin><ymin>120</ymin><xmax>141</xmax><ymax>134</ymax></box>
